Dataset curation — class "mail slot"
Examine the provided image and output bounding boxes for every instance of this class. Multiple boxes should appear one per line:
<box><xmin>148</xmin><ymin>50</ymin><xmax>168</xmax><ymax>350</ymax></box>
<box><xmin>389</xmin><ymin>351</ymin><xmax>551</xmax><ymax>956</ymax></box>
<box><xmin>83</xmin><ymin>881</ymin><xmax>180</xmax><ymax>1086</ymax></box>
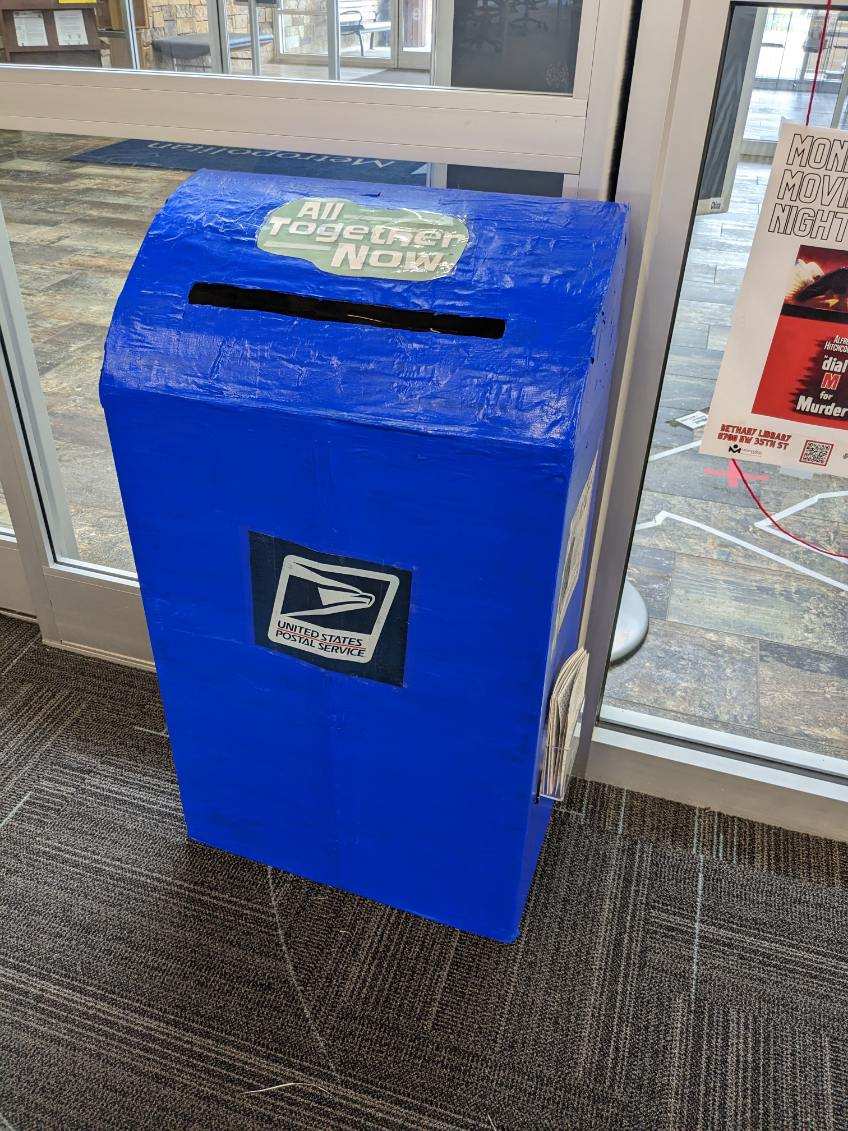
<box><xmin>101</xmin><ymin>171</ymin><xmax>628</xmax><ymax>941</ymax></box>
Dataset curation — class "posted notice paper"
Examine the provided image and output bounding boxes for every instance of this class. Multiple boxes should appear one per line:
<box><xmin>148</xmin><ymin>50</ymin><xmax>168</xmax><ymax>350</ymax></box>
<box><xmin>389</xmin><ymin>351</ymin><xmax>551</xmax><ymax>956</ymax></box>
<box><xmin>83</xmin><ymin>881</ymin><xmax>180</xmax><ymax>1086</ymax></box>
<box><xmin>12</xmin><ymin>10</ymin><xmax>48</xmax><ymax>46</ymax></box>
<box><xmin>54</xmin><ymin>9</ymin><xmax>88</xmax><ymax>45</ymax></box>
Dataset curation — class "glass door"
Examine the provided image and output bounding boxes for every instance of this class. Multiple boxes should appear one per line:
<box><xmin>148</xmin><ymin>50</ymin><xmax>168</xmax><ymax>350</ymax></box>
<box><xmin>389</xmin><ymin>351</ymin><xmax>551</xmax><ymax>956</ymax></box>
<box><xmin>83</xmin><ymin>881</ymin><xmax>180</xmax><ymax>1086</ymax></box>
<box><xmin>0</xmin><ymin>196</ymin><xmax>43</xmax><ymax>619</ymax></box>
<box><xmin>398</xmin><ymin>0</ymin><xmax>430</xmax><ymax>70</ymax></box>
<box><xmin>0</xmin><ymin>0</ymin><xmax>627</xmax><ymax>662</ymax></box>
<box><xmin>0</xmin><ymin>0</ymin><xmax>594</xmax><ymax>84</ymax></box>
<box><xmin>743</xmin><ymin>6</ymin><xmax>848</xmax><ymax>156</ymax></box>
<box><xmin>587</xmin><ymin>0</ymin><xmax>848</xmax><ymax>779</ymax></box>
<box><xmin>338</xmin><ymin>0</ymin><xmax>397</xmax><ymax>77</ymax></box>
<box><xmin>103</xmin><ymin>0</ymin><xmax>404</xmax><ymax>79</ymax></box>
<box><xmin>222</xmin><ymin>0</ymin><xmax>279</xmax><ymax>75</ymax></box>
<box><xmin>277</xmin><ymin>0</ymin><xmax>332</xmax><ymax>75</ymax></box>
<box><xmin>277</xmin><ymin>0</ymin><xmax>405</xmax><ymax>80</ymax></box>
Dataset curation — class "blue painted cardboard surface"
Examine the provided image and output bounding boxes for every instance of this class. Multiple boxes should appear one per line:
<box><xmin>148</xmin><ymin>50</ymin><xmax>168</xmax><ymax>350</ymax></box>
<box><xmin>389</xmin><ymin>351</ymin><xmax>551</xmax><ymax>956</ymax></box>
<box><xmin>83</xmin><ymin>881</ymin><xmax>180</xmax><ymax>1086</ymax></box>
<box><xmin>101</xmin><ymin>173</ymin><xmax>627</xmax><ymax>941</ymax></box>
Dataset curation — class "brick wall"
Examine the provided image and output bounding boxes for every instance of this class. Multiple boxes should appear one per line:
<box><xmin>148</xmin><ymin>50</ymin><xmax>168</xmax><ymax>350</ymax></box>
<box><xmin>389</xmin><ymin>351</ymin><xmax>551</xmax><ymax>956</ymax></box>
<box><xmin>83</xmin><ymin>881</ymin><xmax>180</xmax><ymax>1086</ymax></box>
<box><xmin>280</xmin><ymin>0</ymin><xmax>383</xmax><ymax>57</ymax></box>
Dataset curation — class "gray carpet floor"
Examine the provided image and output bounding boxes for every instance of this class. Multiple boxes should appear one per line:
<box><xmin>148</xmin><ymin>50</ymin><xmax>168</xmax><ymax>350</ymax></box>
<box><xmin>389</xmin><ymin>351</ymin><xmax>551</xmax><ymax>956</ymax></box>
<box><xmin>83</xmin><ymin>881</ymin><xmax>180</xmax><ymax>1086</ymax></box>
<box><xmin>0</xmin><ymin>610</ymin><xmax>847</xmax><ymax>1129</ymax></box>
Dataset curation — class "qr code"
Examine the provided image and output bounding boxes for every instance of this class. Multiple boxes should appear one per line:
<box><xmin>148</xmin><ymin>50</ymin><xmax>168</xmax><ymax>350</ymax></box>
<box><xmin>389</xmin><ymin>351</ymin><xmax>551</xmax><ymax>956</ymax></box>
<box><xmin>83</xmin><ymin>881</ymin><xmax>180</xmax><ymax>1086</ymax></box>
<box><xmin>800</xmin><ymin>439</ymin><xmax>833</xmax><ymax>467</ymax></box>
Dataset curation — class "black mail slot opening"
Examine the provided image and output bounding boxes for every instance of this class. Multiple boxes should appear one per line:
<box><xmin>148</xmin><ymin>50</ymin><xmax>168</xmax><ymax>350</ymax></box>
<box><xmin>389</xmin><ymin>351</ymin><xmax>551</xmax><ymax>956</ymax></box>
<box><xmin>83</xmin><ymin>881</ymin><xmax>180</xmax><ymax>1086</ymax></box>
<box><xmin>188</xmin><ymin>282</ymin><xmax>506</xmax><ymax>339</ymax></box>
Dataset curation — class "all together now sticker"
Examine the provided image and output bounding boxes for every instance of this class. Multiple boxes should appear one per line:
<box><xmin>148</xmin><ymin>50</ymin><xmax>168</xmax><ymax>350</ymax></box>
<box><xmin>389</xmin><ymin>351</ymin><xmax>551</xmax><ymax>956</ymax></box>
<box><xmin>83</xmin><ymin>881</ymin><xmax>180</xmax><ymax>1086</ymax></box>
<box><xmin>256</xmin><ymin>196</ymin><xmax>469</xmax><ymax>281</ymax></box>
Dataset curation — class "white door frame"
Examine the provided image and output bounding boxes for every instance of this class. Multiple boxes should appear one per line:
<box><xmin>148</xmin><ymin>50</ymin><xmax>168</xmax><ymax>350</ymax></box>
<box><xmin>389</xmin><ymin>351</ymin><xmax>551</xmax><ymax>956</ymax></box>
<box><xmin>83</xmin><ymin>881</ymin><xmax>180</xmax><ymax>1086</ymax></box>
<box><xmin>579</xmin><ymin>0</ymin><xmax>848</xmax><ymax>817</ymax></box>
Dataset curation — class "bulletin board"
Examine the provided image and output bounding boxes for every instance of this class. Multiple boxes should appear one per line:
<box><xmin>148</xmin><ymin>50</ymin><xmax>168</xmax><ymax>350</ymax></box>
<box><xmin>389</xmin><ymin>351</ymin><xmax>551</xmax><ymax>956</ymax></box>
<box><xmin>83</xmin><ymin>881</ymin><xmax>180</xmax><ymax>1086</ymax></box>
<box><xmin>0</xmin><ymin>0</ymin><xmax>101</xmax><ymax>66</ymax></box>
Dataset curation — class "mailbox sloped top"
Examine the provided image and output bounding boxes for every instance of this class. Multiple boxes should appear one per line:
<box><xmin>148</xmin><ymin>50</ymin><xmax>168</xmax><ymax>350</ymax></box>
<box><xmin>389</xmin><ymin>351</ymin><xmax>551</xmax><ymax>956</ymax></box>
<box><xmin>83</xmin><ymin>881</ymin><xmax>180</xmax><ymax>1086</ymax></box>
<box><xmin>101</xmin><ymin>171</ymin><xmax>628</xmax><ymax>448</ymax></box>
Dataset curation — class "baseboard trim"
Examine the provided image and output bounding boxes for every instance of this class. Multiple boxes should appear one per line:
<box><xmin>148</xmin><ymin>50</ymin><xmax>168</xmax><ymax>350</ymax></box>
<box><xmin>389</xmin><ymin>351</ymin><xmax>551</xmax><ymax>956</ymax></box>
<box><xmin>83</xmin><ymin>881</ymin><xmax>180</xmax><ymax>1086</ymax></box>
<box><xmin>589</xmin><ymin>725</ymin><xmax>848</xmax><ymax>844</ymax></box>
<box><xmin>0</xmin><ymin>606</ymin><xmax>36</xmax><ymax>622</ymax></box>
<box><xmin>42</xmin><ymin>635</ymin><xmax>156</xmax><ymax>673</ymax></box>
<box><xmin>0</xmin><ymin>536</ymin><xmax>34</xmax><ymax>617</ymax></box>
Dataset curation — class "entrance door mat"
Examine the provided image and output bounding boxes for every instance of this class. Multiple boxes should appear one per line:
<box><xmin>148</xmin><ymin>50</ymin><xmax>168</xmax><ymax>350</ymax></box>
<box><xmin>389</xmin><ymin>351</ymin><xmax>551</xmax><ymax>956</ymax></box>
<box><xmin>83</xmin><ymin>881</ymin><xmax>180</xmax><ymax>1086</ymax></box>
<box><xmin>67</xmin><ymin>139</ymin><xmax>429</xmax><ymax>184</ymax></box>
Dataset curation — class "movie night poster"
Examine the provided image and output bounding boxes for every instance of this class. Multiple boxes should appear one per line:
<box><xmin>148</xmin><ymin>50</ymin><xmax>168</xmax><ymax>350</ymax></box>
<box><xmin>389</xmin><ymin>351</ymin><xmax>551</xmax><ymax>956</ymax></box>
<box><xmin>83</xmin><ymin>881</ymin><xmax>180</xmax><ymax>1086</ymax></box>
<box><xmin>701</xmin><ymin>122</ymin><xmax>848</xmax><ymax>475</ymax></box>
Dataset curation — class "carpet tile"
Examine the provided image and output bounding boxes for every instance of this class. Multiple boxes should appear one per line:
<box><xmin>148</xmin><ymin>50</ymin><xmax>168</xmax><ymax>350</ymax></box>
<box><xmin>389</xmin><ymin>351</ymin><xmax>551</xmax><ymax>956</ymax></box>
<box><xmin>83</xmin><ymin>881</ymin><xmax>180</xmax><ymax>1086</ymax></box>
<box><xmin>1</xmin><ymin>615</ymin><xmax>847</xmax><ymax>1128</ymax></box>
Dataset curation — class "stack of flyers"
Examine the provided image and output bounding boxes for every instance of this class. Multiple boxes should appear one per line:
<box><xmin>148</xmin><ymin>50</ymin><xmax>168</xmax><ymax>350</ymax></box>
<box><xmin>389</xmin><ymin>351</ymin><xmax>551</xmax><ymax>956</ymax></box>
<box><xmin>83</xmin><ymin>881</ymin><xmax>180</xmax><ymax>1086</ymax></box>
<box><xmin>539</xmin><ymin>647</ymin><xmax>589</xmax><ymax>801</ymax></box>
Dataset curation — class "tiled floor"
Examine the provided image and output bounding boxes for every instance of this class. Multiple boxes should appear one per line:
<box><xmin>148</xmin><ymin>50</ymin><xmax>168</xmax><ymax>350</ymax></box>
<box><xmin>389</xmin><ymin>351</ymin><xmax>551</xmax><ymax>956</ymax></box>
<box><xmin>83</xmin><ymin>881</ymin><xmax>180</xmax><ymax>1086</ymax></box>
<box><xmin>746</xmin><ymin>86</ymin><xmax>842</xmax><ymax>141</ymax></box>
<box><xmin>0</xmin><ymin>127</ymin><xmax>845</xmax><ymax>761</ymax></box>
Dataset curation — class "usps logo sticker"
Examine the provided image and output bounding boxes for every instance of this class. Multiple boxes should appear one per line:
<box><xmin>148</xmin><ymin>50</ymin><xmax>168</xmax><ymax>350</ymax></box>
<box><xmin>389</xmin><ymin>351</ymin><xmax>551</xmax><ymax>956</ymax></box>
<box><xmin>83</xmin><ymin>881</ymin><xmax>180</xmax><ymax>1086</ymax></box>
<box><xmin>249</xmin><ymin>533</ymin><xmax>411</xmax><ymax>685</ymax></box>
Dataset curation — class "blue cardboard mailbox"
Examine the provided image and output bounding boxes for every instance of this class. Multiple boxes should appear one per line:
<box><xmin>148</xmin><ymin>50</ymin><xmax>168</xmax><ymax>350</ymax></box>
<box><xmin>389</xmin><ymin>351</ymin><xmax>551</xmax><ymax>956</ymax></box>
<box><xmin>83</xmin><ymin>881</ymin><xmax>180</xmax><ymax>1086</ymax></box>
<box><xmin>101</xmin><ymin>172</ymin><xmax>627</xmax><ymax>942</ymax></box>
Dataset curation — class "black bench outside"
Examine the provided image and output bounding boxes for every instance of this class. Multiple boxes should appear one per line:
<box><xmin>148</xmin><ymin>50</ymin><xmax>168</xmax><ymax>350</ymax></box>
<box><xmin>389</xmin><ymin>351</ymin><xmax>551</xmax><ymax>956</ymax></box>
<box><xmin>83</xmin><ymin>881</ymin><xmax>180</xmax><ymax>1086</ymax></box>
<box><xmin>152</xmin><ymin>31</ymin><xmax>273</xmax><ymax>71</ymax></box>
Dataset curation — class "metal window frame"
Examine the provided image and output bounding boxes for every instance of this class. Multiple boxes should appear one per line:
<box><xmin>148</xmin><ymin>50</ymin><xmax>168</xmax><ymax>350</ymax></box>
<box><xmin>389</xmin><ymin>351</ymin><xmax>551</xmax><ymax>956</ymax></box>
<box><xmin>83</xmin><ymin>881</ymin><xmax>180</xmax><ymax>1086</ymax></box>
<box><xmin>0</xmin><ymin>0</ymin><xmax>605</xmax><ymax>163</ymax></box>
<box><xmin>0</xmin><ymin>67</ymin><xmax>589</xmax><ymax>173</ymax></box>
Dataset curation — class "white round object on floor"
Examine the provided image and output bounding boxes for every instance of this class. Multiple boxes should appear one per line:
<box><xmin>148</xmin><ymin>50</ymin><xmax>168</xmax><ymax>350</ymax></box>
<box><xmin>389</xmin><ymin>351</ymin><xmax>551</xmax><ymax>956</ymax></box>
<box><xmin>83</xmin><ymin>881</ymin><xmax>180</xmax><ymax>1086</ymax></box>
<box><xmin>610</xmin><ymin>580</ymin><xmax>649</xmax><ymax>663</ymax></box>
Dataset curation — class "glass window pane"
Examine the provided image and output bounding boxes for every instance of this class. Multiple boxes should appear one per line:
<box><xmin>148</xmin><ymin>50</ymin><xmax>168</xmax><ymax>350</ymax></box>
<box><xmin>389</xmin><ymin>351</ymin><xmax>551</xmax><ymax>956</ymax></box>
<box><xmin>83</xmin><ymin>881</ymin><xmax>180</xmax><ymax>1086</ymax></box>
<box><xmin>338</xmin><ymin>0</ymin><xmax>392</xmax><ymax>75</ymax></box>
<box><xmin>446</xmin><ymin>164</ymin><xmax>564</xmax><ymax>195</ymax></box>
<box><xmin>450</xmin><ymin>0</ymin><xmax>581</xmax><ymax>94</ymax></box>
<box><xmin>140</xmin><ymin>2</ymin><xmax>215</xmax><ymax>73</ymax></box>
<box><xmin>2</xmin><ymin>130</ymin><xmax>177</xmax><ymax>572</ymax></box>
<box><xmin>603</xmin><ymin>5</ymin><xmax>848</xmax><ymax>761</ymax></box>
<box><xmin>224</xmin><ymin>0</ymin><xmax>279</xmax><ymax>74</ymax></box>
<box><xmin>280</xmin><ymin>0</ymin><xmax>331</xmax><ymax>73</ymax></box>
<box><xmin>0</xmin><ymin>484</ymin><xmax>10</xmax><ymax>533</ymax></box>
<box><xmin>402</xmin><ymin>0</ymin><xmax>431</xmax><ymax>53</ymax></box>
<box><xmin>747</xmin><ymin>9</ymin><xmax>848</xmax><ymax>146</ymax></box>
<box><xmin>0</xmin><ymin>0</ymin><xmax>583</xmax><ymax>93</ymax></box>
<box><xmin>0</xmin><ymin>128</ymin><xmax>563</xmax><ymax>574</ymax></box>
